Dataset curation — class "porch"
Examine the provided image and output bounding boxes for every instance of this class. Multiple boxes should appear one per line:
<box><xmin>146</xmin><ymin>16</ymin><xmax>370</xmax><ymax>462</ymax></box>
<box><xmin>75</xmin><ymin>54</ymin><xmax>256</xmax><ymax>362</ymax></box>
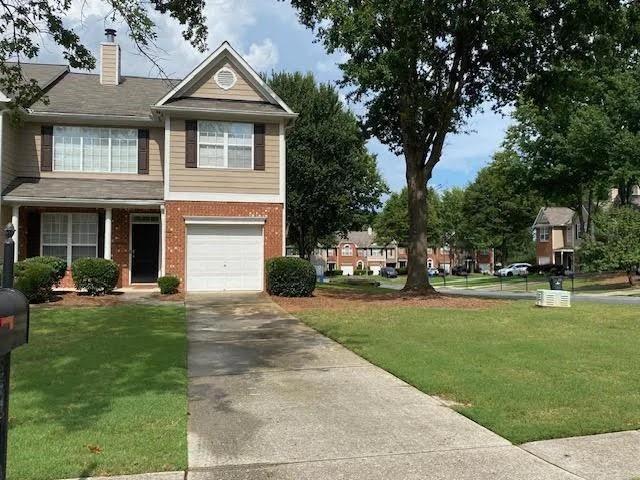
<box><xmin>2</xmin><ymin>177</ymin><xmax>165</xmax><ymax>288</ymax></box>
<box><xmin>553</xmin><ymin>249</ymin><xmax>574</xmax><ymax>270</ymax></box>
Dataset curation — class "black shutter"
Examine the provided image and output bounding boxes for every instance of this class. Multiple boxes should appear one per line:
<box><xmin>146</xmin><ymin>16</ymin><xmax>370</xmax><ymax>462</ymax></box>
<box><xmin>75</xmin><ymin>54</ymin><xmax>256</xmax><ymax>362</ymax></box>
<box><xmin>26</xmin><ymin>211</ymin><xmax>41</xmax><ymax>258</ymax></box>
<box><xmin>138</xmin><ymin>129</ymin><xmax>149</xmax><ymax>174</ymax></box>
<box><xmin>185</xmin><ymin>120</ymin><xmax>197</xmax><ymax>168</ymax></box>
<box><xmin>41</xmin><ymin>126</ymin><xmax>53</xmax><ymax>172</ymax></box>
<box><xmin>98</xmin><ymin>210</ymin><xmax>105</xmax><ymax>258</ymax></box>
<box><xmin>254</xmin><ymin>124</ymin><xmax>265</xmax><ymax>171</ymax></box>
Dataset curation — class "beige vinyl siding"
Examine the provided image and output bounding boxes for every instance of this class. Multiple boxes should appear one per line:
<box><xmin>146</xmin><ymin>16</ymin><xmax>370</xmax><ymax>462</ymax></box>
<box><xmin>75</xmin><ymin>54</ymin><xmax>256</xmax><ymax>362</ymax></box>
<box><xmin>100</xmin><ymin>44</ymin><xmax>119</xmax><ymax>85</ymax></box>
<box><xmin>9</xmin><ymin>122</ymin><xmax>163</xmax><ymax>181</ymax></box>
<box><xmin>2</xmin><ymin>117</ymin><xmax>20</xmax><ymax>190</ymax></box>
<box><xmin>552</xmin><ymin>227</ymin><xmax>565</xmax><ymax>249</ymax></box>
<box><xmin>169</xmin><ymin>118</ymin><xmax>280</xmax><ymax>195</ymax></box>
<box><xmin>184</xmin><ymin>60</ymin><xmax>266</xmax><ymax>102</ymax></box>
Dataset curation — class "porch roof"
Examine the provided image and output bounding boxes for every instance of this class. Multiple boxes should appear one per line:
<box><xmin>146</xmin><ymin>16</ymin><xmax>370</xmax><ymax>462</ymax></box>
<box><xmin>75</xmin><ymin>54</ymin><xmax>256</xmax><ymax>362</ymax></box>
<box><xmin>2</xmin><ymin>177</ymin><xmax>164</xmax><ymax>206</ymax></box>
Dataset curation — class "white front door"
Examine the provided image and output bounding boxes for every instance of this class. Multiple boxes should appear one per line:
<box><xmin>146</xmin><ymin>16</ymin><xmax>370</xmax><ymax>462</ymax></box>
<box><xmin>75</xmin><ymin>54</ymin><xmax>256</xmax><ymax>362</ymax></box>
<box><xmin>186</xmin><ymin>224</ymin><xmax>263</xmax><ymax>292</ymax></box>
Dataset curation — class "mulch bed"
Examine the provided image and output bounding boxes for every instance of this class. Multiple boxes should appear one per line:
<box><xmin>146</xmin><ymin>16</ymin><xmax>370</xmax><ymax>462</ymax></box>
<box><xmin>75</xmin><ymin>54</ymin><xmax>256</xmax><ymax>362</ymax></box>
<box><xmin>35</xmin><ymin>291</ymin><xmax>185</xmax><ymax>307</ymax></box>
<box><xmin>272</xmin><ymin>287</ymin><xmax>505</xmax><ymax>313</ymax></box>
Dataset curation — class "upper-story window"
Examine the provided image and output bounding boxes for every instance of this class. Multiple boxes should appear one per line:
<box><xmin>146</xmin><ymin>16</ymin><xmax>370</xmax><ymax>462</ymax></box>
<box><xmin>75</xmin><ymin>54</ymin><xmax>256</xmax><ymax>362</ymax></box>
<box><xmin>539</xmin><ymin>226</ymin><xmax>550</xmax><ymax>242</ymax></box>
<box><xmin>198</xmin><ymin>121</ymin><xmax>253</xmax><ymax>169</ymax></box>
<box><xmin>341</xmin><ymin>244</ymin><xmax>353</xmax><ymax>256</ymax></box>
<box><xmin>53</xmin><ymin>126</ymin><xmax>137</xmax><ymax>173</ymax></box>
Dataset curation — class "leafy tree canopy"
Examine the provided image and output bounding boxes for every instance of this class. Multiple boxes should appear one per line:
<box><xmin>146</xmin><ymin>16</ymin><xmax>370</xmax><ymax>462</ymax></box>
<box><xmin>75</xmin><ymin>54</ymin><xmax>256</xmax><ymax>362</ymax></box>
<box><xmin>579</xmin><ymin>206</ymin><xmax>640</xmax><ymax>285</ymax></box>
<box><xmin>286</xmin><ymin>0</ymin><xmax>631</xmax><ymax>292</ymax></box>
<box><xmin>462</xmin><ymin>150</ymin><xmax>541</xmax><ymax>264</ymax></box>
<box><xmin>374</xmin><ymin>187</ymin><xmax>440</xmax><ymax>246</ymax></box>
<box><xmin>0</xmin><ymin>0</ymin><xmax>207</xmax><ymax>114</ymax></box>
<box><xmin>268</xmin><ymin>71</ymin><xmax>387</xmax><ymax>258</ymax></box>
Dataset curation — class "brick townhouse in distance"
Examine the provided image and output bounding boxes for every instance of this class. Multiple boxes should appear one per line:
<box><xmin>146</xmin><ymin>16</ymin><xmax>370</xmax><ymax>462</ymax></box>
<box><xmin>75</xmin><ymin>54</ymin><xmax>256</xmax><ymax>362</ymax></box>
<box><xmin>0</xmin><ymin>31</ymin><xmax>296</xmax><ymax>291</ymax></box>
<box><xmin>300</xmin><ymin>229</ymin><xmax>496</xmax><ymax>275</ymax></box>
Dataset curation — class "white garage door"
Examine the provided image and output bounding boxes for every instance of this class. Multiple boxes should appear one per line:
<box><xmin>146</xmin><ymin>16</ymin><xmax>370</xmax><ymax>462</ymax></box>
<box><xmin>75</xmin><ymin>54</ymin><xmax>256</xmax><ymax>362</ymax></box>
<box><xmin>186</xmin><ymin>224</ymin><xmax>263</xmax><ymax>292</ymax></box>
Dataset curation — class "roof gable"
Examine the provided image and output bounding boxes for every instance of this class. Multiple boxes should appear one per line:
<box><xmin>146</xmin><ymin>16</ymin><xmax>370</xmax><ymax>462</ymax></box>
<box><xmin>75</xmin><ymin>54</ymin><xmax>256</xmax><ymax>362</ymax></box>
<box><xmin>156</xmin><ymin>42</ymin><xmax>294</xmax><ymax>114</ymax></box>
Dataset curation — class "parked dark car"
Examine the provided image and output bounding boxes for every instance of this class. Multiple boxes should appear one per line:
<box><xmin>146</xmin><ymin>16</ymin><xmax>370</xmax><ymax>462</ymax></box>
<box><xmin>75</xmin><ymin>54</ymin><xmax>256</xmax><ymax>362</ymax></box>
<box><xmin>451</xmin><ymin>265</ymin><xmax>469</xmax><ymax>276</ymax></box>
<box><xmin>380</xmin><ymin>267</ymin><xmax>398</xmax><ymax>278</ymax></box>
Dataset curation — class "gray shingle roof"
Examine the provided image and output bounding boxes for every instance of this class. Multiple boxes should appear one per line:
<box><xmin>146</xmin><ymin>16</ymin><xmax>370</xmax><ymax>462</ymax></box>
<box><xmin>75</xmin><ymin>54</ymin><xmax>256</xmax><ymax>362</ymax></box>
<box><xmin>30</xmin><ymin>73</ymin><xmax>177</xmax><ymax>117</ymax></box>
<box><xmin>538</xmin><ymin>207</ymin><xmax>575</xmax><ymax>226</ymax></box>
<box><xmin>4</xmin><ymin>62</ymin><xmax>68</xmax><ymax>90</ymax></box>
<box><xmin>163</xmin><ymin>97</ymin><xmax>286</xmax><ymax>113</ymax></box>
<box><xmin>3</xmin><ymin>177</ymin><xmax>163</xmax><ymax>201</ymax></box>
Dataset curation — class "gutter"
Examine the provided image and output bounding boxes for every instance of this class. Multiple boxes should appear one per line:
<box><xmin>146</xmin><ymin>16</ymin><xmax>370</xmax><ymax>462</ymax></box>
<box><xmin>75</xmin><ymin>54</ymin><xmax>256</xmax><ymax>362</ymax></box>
<box><xmin>24</xmin><ymin>111</ymin><xmax>162</xmax><ymax>126</ymax></box>
<box><xmin>152</xmin><ymin>105</ymin><xmax>298</xmax><ymax>119</ymax></box>
<box><xmin>2</xmin><ymin>196</ymin><xmax>164</xmax><ymax>207</ymax></box>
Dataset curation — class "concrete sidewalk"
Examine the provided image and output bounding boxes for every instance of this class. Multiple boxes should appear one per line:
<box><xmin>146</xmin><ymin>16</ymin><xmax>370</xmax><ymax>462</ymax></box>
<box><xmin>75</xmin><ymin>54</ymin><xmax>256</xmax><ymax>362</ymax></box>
<box><xmin>185</xmin><ymin>293</ymin><xmax>575</xmax><ymax>479</ymax></box>
<box><xmin>383</xmin><ymin>283</ymin><xmax>640</xmax><ymax>304</ymax></box>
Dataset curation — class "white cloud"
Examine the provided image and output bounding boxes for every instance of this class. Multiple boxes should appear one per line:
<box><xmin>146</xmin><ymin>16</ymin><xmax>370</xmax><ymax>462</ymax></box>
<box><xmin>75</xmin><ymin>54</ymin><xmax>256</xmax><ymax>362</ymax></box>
<box><xmin>243</xmin><ymin>39</ymin><xmax>279</xmax><ymax>72</ymax></box>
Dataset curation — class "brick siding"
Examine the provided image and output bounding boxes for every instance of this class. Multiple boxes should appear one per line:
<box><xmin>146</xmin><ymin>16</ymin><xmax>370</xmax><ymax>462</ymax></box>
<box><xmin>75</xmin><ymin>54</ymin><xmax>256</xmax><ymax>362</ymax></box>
<box><xmin>164</xmin><ymin>201</ymin><xmax>284</xmax><ymax>291</ymax></box>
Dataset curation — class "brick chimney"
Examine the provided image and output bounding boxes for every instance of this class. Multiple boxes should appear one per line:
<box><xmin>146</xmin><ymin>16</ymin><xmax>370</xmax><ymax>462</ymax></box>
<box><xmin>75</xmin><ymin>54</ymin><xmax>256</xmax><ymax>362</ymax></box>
<box><xmin>100</xmin><ymin>28</ymin><xmax>121</xmax><ymax>85</ymax></box>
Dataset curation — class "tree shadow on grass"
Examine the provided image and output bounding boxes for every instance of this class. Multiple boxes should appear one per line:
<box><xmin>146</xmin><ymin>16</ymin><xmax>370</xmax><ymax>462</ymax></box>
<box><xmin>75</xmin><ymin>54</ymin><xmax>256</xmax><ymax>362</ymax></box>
<box><xmin>8</xmin><ymin>305</ymin><xmax>188</xmax><ymax>479</ymax></box>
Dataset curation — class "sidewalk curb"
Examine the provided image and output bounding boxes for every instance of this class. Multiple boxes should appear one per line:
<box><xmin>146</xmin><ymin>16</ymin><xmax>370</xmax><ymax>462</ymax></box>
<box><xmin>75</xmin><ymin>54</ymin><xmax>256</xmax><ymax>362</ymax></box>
<box><xmin>61</xmin><ymin>471</ymin><xmax>185</xmax><ymax>480</ymax></box>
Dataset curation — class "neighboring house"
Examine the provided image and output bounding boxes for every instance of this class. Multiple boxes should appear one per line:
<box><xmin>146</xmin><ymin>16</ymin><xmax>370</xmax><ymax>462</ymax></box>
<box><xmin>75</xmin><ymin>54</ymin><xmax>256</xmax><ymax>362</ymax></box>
<box><xmin>533</xmin><ymin>207</ymin><xmax>583</xmax><ymax>269</ymax></box>
<box><xmin>309</xmin><ymin>228</ymin><xmax>403</xmax><ymax>275</ymax></box>
<box><xmin>305</xmin><ymin>228</ymin><xmax>494</xmax><ymax>274</ymax></box>
<box><xmin>0</xmin><ymin>31</ymin><xmax>296</xmax><ymax>292</ymax></box>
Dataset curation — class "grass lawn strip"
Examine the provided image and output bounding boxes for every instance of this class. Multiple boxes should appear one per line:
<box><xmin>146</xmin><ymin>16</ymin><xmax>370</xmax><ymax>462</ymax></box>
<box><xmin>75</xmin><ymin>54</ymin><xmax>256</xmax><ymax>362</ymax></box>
<box><xmin>8</xmin><ymin>305</ymin><xmax>187</xmax><ymax>480</ymax></box>
<box><xmin>287</xmin><ymin>287</ymin><xmax>640</xmax><ymax>444</ymax></box>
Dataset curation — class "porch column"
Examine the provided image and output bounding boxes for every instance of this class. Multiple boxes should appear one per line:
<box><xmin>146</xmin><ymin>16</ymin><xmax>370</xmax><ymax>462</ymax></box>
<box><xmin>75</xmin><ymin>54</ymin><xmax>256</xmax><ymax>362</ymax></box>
<box><xmin>104</xmin><ymin>208</ymin><xmax>112</xmax><ymax>260</ymax></box>
<box><xmin>11</xmin><ymin>206</ymin><xmax>18</xmax><ymax>262</ymax></box>
<box><xmin>160</xmin><ymin>205</ymin><xmax>166</xmax><ymax>276</ymax></box>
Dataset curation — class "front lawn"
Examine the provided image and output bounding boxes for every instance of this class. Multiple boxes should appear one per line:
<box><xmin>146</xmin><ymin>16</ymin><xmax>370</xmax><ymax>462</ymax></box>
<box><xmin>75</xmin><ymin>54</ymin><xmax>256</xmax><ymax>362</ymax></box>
<box><xmin>8</xmin><ymin>305</ymin><xmax>187</xmax><ymax>480</ymax></box>
<box><xmin>293</xmin><ymin>288</ymin><xmax>640</xmax><ymax>444</ymax></box>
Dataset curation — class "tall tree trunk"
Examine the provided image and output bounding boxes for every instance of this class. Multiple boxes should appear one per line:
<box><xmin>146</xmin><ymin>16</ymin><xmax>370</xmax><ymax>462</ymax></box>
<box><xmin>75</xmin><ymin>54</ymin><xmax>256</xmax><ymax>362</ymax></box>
<box><xmin>403</xmin><ymin>151</ymin><xmax>435</xmax><ymax>294</ymax></box>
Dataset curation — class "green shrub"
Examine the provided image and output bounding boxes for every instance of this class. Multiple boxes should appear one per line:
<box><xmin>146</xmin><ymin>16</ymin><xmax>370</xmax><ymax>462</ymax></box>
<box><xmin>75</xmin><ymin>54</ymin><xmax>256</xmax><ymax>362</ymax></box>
<box><xmin>158</xmin><ymin>275</ymin><xmax>180</xmax><ymax>295</ymax></box>
<box><xmin>71</xmin><ymin>258</ymin><xmax>119</xmax><ymax>296</ymax></box>
<box><xmin>324</xmin><ymin>269</ymin><xmax>343</xmax><ymax>277</ymax></box>
<box><xmin>266</xmin><ymin>257</ymin><xmax>316</xmax><ymax>297</ymax></box>
<box><xmin>21</xmin><ymin>256</ymin><xmax>67</xmax><ymax>285</ymax></box>
<box><xmin>354</xmin><ymin>268</ymin><xmax>366</xmax><ymax>276</ymax></box>
<box><xmin>15</xmin><ymin>262</ymin><xmax>55</xmax><ymax>303</ymax></box>
<box><xmin>397</xmin><ymin>267</ymin><xmax>408</xmax><ymax>275</ymax></box>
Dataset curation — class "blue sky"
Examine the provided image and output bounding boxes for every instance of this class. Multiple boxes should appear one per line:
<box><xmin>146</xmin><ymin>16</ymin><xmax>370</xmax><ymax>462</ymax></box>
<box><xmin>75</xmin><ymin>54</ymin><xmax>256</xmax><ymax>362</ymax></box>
<box><xmin>36</xmin><ymin>0</ymin><xmax>512</xmax><ymax>193</ymax></box>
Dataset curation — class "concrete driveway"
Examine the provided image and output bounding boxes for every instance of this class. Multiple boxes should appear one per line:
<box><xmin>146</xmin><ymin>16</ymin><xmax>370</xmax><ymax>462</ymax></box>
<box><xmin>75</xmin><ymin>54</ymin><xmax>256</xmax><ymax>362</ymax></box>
<box><xmin>186</xmin><ymin>293</ymin><xmax>577</xmax><ymax>479</ymax></box>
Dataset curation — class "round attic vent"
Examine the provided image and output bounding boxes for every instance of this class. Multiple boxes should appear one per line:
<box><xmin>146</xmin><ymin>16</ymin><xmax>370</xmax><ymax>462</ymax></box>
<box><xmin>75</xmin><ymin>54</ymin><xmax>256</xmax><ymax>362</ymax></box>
<box><xmin>214</xmin><ymin>67</ymin><xmax>237</xmax><ymax>90</ymax></box>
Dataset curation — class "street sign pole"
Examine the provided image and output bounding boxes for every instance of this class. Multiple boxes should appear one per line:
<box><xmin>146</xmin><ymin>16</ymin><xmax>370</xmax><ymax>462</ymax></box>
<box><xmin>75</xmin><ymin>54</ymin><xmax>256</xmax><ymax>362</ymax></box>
<box><xmin>0</xmin><ymin>223</ymin><xmax>15</xmax><ymax>480</ymax></box>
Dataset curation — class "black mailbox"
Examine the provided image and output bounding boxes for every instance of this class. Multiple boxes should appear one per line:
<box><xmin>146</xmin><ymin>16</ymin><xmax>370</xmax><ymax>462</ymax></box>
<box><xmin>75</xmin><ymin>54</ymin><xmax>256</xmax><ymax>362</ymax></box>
<box><xmin>0</xmin><ymin>289</ymin><xmax>29</xmax><ymax>356</ymax></box>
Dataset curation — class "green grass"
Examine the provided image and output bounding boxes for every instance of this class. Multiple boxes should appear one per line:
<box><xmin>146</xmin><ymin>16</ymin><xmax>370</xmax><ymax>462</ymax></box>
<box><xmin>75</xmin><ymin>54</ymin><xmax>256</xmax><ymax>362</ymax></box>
<box><xmin>8</xmin><ymin>305</ymin><xmax>187</xmax><ymax>480</ymax></box>
<box><xmin>297</xmin><ymin>293</ymin><xmax>640</xmax><ymax>444</ymax></box>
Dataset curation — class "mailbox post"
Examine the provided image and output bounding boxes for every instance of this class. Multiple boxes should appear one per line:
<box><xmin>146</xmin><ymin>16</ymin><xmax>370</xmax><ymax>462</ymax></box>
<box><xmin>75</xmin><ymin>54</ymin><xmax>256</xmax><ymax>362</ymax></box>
<box><xmin>0</xmin><ymin>224</ymin><xmax>29</xmax><ymax>480</ymax></box>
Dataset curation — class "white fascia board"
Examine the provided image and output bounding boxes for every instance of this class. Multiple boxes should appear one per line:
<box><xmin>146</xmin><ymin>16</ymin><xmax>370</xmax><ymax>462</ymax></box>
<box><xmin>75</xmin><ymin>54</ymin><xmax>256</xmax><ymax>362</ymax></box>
<box><xmin>166</xmin><ymin>191</ymin><xmax>284</xmax><ymax>203</ymax></box>
<box><xmin>2</xmin><ymin>196</ymin><xmax>163</xmax><ymax>207</ymax></box>
<box><xmin>25</xmin><ymin>111</ymin><xmax>159</xmax><ymax>126</ymax></box>
<box><xmin>184</xmin><ymin>216</ymin><xmax>267</xmax><ymax>225</ymax></box>
<box><xmin>152</xmin><ymin>105</ymin><xmax>297</xmax><ymax>120</ymax></box>
<box><xmin>154</xmin><ymin>42</ymin><xmax>296</xmax><ymax>115</ymax></box>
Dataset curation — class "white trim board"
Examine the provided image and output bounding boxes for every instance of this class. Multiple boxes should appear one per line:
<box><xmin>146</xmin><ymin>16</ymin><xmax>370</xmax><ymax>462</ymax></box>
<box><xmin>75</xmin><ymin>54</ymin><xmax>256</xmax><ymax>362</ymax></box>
<box><xmin>165</xmin><ymin>192</ymin><xmax>283</xmax><ymax>203</ymax></box>
<box><xmin>155</xmin><ymin>41</ymin><xmax>295</xmax><ymax>115</ymax></box>
<box><xmin>184</xmin><ymin>216</ymin><xmax>267</xmax><ymax>225</ymax></box>
<box><xmin>2</xmin><ymin>196</ymin><xmax>163</xmax><ymax>207</ymax></box>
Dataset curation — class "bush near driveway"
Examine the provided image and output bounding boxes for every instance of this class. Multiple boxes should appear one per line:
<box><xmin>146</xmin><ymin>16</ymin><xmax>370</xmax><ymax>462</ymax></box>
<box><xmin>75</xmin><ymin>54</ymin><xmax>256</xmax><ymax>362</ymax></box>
<box><xmin>158</xmin><ymin>275</ymin><xmax>180</xmax><ymax>294</ymax></box>
<box><xmin>71</xmin><ymin>258</ymin><xmax>119</xmax><ymax>295</ymax></box>
<box><xmin>266</xmin><ymin>256</ymin><xmax>316</xmax><ymax>297</ymax></box>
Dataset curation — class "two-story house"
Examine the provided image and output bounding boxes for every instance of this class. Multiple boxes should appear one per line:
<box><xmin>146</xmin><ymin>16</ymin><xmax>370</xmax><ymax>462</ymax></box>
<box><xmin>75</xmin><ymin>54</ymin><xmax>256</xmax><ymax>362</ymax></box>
<box><xmin>533</xmin><ymin>207</ymin><xmax>583</xmax><ymax>270</ymax></box>
<box><xmin>0</xmin><ymin>31</ymin><xmax>296</xmax><ymax>292</ymax></box>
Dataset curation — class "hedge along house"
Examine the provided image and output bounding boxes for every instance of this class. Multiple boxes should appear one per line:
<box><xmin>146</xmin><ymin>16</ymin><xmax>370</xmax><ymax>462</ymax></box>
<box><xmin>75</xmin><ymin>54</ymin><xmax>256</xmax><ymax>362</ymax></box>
<box><xmin>0</xmin><ymin>33</ymin><xmax>296</xmax><ymax>291</ymax></box>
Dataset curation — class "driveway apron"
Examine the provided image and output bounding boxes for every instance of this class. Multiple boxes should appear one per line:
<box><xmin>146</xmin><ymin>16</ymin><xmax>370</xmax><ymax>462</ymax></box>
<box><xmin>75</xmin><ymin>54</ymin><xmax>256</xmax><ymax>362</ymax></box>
<box><xmin>186</xmin><ymin>293</ymin><xmax>577</xmax><ymax>479</ymax></box>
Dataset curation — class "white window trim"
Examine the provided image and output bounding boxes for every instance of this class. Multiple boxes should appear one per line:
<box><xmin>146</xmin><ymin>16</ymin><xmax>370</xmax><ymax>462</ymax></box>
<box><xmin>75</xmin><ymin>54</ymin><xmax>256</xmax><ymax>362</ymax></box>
<box><xmin>52</xmin><ymin>126</ymin><xmax>138</xmax><ymax>174</ymax></box>
<box><xmin>341</xmin><ymin>245</ymin><xmax>353</xmax><ymax>256</ymax></box>
<box><xmin>41</xmin><ymin>212</ymin><xmax>99</xmax><ymax>265</ymax></box>
<box><xmin>196</xmin><ymin>120</ymin><xmax>254</xmax><ymax>170</ymax></box>
<box><xmin>539</xmin><ymin>226</ymin><xmax>550</xmax><ymax>242</ymax></box>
